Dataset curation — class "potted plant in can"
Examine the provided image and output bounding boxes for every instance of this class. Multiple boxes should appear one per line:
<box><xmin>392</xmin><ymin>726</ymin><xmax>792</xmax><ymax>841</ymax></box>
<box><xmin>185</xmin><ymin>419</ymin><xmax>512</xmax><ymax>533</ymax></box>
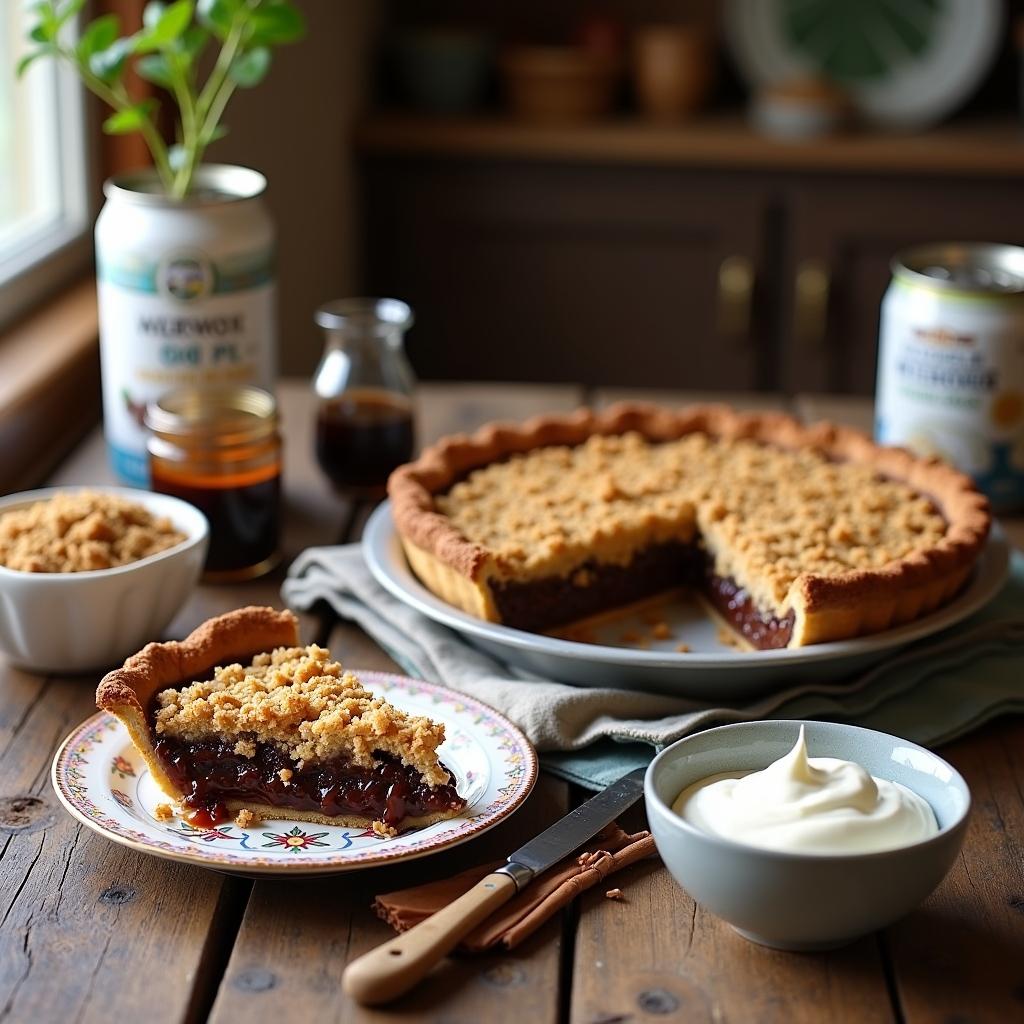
<box><xmin>18</xmin><ymin>1</ymin><xmax>304</xmax><ymax>484</ymax></box>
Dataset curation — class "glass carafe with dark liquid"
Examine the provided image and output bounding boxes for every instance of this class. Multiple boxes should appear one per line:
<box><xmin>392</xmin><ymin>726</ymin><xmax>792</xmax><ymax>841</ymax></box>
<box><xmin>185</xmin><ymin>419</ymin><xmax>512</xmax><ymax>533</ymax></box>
<box><xmin>312</xmin><ymin>298</ymin><xmax>416</xmax><ymax>496</ymax></box>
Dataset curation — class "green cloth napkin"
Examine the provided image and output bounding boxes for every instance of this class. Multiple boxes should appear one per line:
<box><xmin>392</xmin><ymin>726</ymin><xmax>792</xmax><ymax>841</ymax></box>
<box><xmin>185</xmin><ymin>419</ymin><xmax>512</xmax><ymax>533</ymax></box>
<box><xmin>283</xmin><ymin>546</ymin><xmax>1024</xmax><ymax>791</ymax></box>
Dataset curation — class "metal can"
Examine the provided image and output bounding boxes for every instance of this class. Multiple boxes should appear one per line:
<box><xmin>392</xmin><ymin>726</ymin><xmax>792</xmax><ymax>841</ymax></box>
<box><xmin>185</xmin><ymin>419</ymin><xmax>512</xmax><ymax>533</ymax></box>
<box><xmin>875</xmin><ymin>242</ymin><xmax>1024</xmax><ymax>511</ymax></box>
<box><xmin>95</xmin><ymin>164</ymin><xmax>276</xmax><ymax>486</ymax></box>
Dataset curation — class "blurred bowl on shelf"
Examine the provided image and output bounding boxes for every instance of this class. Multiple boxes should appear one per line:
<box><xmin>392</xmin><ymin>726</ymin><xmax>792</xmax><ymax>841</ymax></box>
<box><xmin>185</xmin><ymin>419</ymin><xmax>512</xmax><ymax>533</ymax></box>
<box><xmin>392</xmin><ymin>29</ymin><xmax>493</xmax><ymax>114</ymax></box>
<box><xmin>500</xmin><ymin>46</ymin><xmax>621</xmax><ymax>123</ymax></box>
<box><xmin>632</xmin><ymin>25</ymin><xmax>713</xmax><ymax>120</ymax></box>
<box><xmin>750</xmin><ymin>77</ymin><xmax>852</xmax><ymax>139</ymax></box>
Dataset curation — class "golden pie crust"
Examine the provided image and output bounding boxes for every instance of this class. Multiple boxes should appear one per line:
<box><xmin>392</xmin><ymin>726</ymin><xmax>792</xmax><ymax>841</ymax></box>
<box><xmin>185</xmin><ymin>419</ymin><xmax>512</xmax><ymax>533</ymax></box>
<box><xmin>96</xmin><ymin>607</ymin><xmax>463</xmax><ymax>831</ymax></box>
<box><xmin>387</xmin><ymin>403</ymin><xmax>991</xmax><ymax>648</ymax></box>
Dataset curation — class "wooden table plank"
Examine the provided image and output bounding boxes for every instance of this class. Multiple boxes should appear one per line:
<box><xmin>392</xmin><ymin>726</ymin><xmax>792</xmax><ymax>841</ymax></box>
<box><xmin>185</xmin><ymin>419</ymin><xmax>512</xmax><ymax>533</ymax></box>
<box><xmin>579</xmin><ymin>388</ymin><xmax>894</xmax><ymax>1022</ymax></box>
<box><xmin>592</xmin><ymin>387</ymin><xmax>792</xmax><ymax>412</ymax></box>
<box><xmin>416</xmin><ymin>381</ymin><xmax>583</xmax><ymax>441</ymax></box>
<box><xmin>207</xmin><ymin>383</ymin><xmax>583</xmax><ymax>1022</ymax></box>
<box><xmin>887</xmin><ymin>718</ymin><xmax>1024</xmax><ymax>1024</ymax></box>
<box><xmin>792</xmin><ymin>393</ymin><xmax>875</xmax><ymax>435</ymax></box>
<box><xmin>0</xmin><ymin>380</ymin><xmax>348</xmax><ymax>1022</ymax></box>
<box><xmin>4</xmin><ymin>381</ymin><xmax>1022</xmax><ymax>1024</ymax></box>
<box><xmin>570</xmin><ymin>864</ymin><xmax>894</xmax><ymax>1024</ymax></box>
<box><xmin>0</xmin><ymin>670</ymin><xmax>234</xmax><ymax>1024</ymax></box>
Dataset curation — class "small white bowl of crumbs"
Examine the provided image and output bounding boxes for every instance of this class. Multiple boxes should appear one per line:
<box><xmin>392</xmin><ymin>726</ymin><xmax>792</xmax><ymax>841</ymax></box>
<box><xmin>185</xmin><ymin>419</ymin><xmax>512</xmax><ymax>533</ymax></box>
<box><xmin>0</xmin><ymin>487</ymin><xmax>208</xmax><ymax>672</ymax></box>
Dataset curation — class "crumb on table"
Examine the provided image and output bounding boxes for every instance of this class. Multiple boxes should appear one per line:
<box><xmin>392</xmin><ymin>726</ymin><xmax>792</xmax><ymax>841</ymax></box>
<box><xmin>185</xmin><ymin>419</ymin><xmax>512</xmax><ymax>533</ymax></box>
<box><xmin>675</xmin><ymin>642</ymin><xmax>691</xmax><ymax>653</ymax></box>
<box><xmin>235</xmin><ymin>808</ymin><xmax>261</xmax><ymax>828</ymax></box>
<box><xmin>605</xmin><ymin>888</ymin><xmax>624</xmax><ymax>901</ymax></box>
<box><xmin>154</xmin><ymin>802</ymin><xmax>175</xmax><ymax>822</ymax></box>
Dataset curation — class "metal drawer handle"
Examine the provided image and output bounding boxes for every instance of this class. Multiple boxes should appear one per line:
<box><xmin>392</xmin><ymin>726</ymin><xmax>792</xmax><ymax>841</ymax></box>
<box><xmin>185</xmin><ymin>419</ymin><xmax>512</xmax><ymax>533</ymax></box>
<box><xmin>795</xmin><ymin>260</ymin><xmax>831</xmax><ymax>351</ymax></box>
<box><xmin>717</xmin><ymin>255</ymin><xmax>755</xmax><ymax>346</ymax></box>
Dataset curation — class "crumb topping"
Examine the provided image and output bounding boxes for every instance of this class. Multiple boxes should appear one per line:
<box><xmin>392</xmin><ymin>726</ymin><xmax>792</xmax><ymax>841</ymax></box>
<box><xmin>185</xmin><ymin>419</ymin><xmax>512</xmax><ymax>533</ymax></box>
<box><xmin>0</xmin><ymin>490</ymin><xmax>186</xmax><ymax>573</ymax></box>
<box><xmin>154</xmin><ymin>802</ymin><xmax>175</xmax><ymax>821</ymax></box>
<box><xmin>151</xmin><ymin>645</ymin><xmax>450</xmax><ymax>786</ymax></box>
<box><xmin>437</xmin><ymin>432</ymin><xmax>947</xmax><ymax>614</ymax></box>
<box><xmin>235</xmin><ymin>808</ymin><xmax>261</xmax><ymax>828</ymax></box>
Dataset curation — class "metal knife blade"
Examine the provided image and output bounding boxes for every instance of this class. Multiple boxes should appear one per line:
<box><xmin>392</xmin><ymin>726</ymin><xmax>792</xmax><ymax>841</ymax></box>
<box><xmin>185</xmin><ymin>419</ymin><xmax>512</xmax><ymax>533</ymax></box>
<box><xmin>496</xmin><ymin>766</ymin><xmax>648</xmax><ymax>889</ymax></box>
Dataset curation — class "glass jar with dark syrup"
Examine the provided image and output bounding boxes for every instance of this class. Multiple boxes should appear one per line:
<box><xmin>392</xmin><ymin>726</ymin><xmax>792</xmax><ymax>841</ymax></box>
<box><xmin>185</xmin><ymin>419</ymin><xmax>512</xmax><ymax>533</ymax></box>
<box><xmin>312</xmin><ymin>298</ymin><xmax>416</xmax><ymax>496</ymax></box>
<box><xmin>146</xmin><ymin>386</ymin><xmax>282</xmax><ymax>581</ymax></box>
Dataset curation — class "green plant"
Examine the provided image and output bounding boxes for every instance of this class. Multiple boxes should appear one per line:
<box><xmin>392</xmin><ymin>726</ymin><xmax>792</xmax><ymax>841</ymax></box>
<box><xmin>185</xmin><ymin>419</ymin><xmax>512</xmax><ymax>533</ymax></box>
<box><xmin>19</xmin><ymin>0</ymin><xmax>305</xmax><ymax>198</ymax></box>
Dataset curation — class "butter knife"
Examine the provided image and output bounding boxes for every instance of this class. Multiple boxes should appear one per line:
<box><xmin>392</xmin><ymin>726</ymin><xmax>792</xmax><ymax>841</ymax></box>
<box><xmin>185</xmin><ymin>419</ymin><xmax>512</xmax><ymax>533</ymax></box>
<box><xmin>342</xmin><ymin>766</ymin><xmax>648</xmax><ymax>1005</ymax></box>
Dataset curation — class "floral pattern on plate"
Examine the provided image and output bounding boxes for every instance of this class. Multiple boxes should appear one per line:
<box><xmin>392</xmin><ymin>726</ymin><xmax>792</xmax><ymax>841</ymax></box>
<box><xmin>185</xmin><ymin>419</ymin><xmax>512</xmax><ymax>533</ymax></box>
<box><xmin>51</xmin><ymin>671</ymin><xmax>537</xmax><ymax>875</ymax></box>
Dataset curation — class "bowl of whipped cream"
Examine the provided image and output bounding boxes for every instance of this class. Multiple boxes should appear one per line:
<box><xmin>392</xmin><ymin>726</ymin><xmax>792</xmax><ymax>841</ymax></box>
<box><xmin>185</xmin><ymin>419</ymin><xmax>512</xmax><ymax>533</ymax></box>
<box><xmin>645</xmin><ymin>720</ymin><xmax>970</xmax><ymax>951</ymax></box>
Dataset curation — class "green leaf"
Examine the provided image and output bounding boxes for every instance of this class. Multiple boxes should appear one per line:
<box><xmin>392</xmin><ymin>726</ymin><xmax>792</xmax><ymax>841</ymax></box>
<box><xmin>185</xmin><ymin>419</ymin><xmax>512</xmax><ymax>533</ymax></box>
<box><xmin>136</xmin><ymin>53</ymin><xmax>174</xmax><ymax>87</ymax></box>
<box><xmin>16</xmin><ymin>48</ymin><xmax>52</xmax><ymax>78</ymax></box>
<box><xmin>137</xmin><ymin>0</ymin><xmax>193</xmax><ymax>50</ymax></box>
<box><xmin>88</xmin><ymin>36</ymin><xmax>135</xmax><ymax>83</ymax></box>
<box><xmin>176</xmin><ymin>24</ymin><xmax>208</xmax><ymax>60</ymax></box>
<box><xmin>196</xmin><ymin>0</ymin><xmax>239</xmax><ymax>39</ymax></box>
<box><xmin>228</xmin><ymin>45</ymin><xmax>270</xmax><ymax>87</ymax></box>
<box><xmin>103</xmin><ymin>98</ymin><xmax>159</xmax><ymax>135</ymax></box>
<box><xmin>27</xmin><ymin>2</ymin><xmax>60</xmax><ymax>43</ymax></box>
<box><xmin>76</xmin><ymin>14</ymin><xmax>119</xmax><ymax>61</ymax></box>
<box><xmin>246</xmin><ymin>3</ymin><xmax>305</xmax><ymax>46</ymax></box>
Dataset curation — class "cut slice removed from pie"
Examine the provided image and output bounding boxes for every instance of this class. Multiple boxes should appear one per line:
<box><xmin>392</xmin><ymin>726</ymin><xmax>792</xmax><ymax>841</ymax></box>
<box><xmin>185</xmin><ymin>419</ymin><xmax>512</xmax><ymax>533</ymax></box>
<box><xmin>96</xmin><ymin>606</ymin><xmax>466</xmax><ymax>835</ymax></box>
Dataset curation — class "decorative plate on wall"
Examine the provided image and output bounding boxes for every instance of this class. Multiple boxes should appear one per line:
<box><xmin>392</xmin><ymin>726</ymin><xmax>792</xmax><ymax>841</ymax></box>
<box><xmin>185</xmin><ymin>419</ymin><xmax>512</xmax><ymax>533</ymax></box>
<box><xmin>725</xmin><ymin>0</ymin><xmax>1004</xmax><ymax>128</ymax></box>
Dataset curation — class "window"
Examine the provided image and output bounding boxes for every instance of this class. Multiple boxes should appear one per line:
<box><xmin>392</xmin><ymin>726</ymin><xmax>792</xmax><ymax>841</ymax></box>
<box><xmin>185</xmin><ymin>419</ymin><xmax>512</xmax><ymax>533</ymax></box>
<box><xmin>0</xmin><ymin>5</ymin><xmax>91</xmax><ymax>328</ymax></box>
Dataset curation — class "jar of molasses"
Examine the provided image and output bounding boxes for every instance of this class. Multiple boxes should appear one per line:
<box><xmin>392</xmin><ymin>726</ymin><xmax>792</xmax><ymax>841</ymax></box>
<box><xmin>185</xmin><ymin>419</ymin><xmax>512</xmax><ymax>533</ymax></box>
<box><xmin>312</xmin><ymin>298</ymin><xmax>416</xmax><ymax>497</ymax></box>
<box><xmin>146</xmin><ymin>386</ymin><xmax>282</xmax><ymax>581</ymax></box>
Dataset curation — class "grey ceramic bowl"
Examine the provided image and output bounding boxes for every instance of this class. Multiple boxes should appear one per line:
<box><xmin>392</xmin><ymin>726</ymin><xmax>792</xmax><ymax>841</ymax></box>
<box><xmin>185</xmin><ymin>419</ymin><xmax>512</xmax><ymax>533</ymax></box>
<box><xmin>645</xmin><ymin>720</ymin><xmax>970</xmax><ymax>951</ymax></box>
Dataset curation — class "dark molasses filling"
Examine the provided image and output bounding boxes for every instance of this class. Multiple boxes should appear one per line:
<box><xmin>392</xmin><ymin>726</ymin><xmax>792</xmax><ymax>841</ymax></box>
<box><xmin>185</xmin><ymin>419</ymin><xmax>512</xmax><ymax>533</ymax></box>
<box><xmin>491</xmin><ymin>542</ymin><xmax>706</xmax><ymax>634</ymax></box>
<box><xmin>152</xmin><ymin>734</ymin><xmax>465</xmax><ymax>830</ymax></box>
<box><xmin>702</xmin><ymin>572</ymin><xmax>795</xmax><ymax>650</ymax></box>
<box><xmin>490</xmin><ymin>540</ymin><xmax>795</xmax><ymax>650</ymax></box>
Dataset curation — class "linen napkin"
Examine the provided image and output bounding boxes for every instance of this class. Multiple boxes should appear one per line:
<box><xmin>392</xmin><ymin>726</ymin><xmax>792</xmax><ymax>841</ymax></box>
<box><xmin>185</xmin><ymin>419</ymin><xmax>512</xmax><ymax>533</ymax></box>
<box><xmin>374</xmin><ymin>824</ymin><xmax>655</xmax><ymax>952</ymax></box>
<box><xmin>282</xmin><ymin>544</ymin><xmax>1024</xmax><ymax>790</ymax></box>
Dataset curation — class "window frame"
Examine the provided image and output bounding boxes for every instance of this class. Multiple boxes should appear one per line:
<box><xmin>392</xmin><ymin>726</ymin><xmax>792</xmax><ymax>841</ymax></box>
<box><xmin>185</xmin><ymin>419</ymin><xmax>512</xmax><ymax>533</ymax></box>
<box><xmin>0</xmin><ymin>19</ymin><xmax>97</xmax><ymax>332</ymax></box>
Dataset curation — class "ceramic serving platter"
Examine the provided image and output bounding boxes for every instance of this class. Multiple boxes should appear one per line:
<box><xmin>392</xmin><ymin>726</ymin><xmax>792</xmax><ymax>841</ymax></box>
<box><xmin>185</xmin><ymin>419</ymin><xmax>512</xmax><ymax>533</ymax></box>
<box><xmin>52</xmin><ymin>671</ymin><xmax>537</xmax><ymax>876</ymax></box>
<box><xmin>363</xmin><ymin>502</ymin><xmax>1011</xmax><ymax>699</ymax></box>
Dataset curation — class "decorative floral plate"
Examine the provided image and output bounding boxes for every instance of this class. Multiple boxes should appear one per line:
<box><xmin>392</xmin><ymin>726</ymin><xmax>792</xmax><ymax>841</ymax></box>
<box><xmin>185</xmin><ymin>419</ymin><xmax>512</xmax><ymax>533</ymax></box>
<box><xmin>51</xmin><ymin>671</ymin><xmax>537</xmax><ymax>876</ymax></box>
<box><xmin>725</xmin><ymin>0</ymin><xmax>1003</xmax><ymax>129</ymax></box>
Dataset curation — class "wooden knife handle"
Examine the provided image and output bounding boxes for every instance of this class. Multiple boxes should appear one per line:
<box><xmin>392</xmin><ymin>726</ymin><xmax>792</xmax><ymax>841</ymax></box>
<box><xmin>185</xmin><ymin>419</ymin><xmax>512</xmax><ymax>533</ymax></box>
<box><xmin>342</xmin><ymin>870</ymin><xmax>518</xmax><ymax>1005</ymax></box>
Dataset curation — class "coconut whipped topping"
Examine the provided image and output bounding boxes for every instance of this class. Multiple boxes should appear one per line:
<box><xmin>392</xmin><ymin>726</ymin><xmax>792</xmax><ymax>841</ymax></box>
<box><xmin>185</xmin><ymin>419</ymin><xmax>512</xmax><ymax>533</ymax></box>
<box><xmin>671</xmin><ymin>726</ymin><xmax>938</xmax><ymax>855</ymax></box>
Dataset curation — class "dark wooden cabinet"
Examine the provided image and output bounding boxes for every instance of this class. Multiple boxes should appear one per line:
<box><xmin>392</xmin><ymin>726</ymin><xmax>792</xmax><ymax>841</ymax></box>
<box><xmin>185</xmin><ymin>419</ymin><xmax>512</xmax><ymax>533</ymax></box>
<box><xmin>359</xmin><ymin>118</ymin><xmax>1024</xmax><ymax>394</ymax></box>
<box><xmin>784</xmin><ymin>177</ymin><xmax>1024</xmax><ymax>394</ymax></box>
<box><xmin>365</xmin><ymin>158</ymin><xmax>774</xmax><ymax>389</ymax></box>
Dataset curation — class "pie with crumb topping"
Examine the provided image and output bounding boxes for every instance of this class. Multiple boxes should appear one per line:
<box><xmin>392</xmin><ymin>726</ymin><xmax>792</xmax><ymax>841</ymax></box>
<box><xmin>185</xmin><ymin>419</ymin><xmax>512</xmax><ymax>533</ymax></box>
<box><xmin>387</xmin><ymin>404</ymin><xmax>991</xmax><ymax>650</ymax></box>
<box><xmin>96</xmin><ymin>607</ymin><xmax>465</xmax><ymax>835</ymax></box>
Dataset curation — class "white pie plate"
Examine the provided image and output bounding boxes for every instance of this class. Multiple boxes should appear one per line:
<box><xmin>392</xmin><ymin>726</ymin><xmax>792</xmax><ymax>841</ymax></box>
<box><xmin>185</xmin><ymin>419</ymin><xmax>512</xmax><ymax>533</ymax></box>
<box><xmin>363</xmin><ymin>502</ymin><xmax>1011</xmax><ymax>699</ymax></box>
<box><xmin>52</xmin><ymin>671</ymin><xmax>537</xmax><ymax>876</ymax></box>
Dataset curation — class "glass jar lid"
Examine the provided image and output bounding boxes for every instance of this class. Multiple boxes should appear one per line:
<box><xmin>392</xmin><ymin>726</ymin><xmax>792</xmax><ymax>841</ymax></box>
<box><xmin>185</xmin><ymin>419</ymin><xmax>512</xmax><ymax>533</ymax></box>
<box><xmin>145</xmin><ymin>386</ymin><xmax>278</xmax><ymax>449</ymax></box>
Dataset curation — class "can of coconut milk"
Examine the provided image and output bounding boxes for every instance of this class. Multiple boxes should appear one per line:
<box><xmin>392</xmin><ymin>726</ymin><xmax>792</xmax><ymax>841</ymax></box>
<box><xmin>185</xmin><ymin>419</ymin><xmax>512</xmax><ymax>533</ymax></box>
<box><xmin>876</xmin><ymin>242</ymin><xmax>1024</xmax><ymax>511</ymax></box>
<box><xmin>95</xmin><ymin>164</ymin><xmax>276</xmax><ymax>485</ymax></box>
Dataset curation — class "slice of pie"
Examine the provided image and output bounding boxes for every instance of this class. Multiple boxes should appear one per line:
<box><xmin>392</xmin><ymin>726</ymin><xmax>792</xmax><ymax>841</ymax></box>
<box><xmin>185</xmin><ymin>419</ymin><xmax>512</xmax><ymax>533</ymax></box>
<box><xmin>96</xmin><ymin>606</ymin><xmax>466</xmax><ymax>835</ymax></box>
<box><xmin>388</xmin><ymin>404</ymin><xmax>991</xmax><ymax>649</ymax></box>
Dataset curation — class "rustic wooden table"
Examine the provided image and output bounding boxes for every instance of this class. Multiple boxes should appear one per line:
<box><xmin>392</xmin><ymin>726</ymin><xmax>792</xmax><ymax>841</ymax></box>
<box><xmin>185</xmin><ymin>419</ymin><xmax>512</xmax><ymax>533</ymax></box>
<box><xmin>2</xmin><ymin>380</ymin><xmax>1023</xmax><ymax>1024</ymax></box>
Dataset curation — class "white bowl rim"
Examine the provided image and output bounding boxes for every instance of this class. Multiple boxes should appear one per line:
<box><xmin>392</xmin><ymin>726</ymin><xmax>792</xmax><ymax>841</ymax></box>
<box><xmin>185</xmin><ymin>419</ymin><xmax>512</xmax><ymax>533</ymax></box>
<box><xmin>0</xmin><ymin>485</ymin><xmax>209</xmax><ymax>581</ymax></box>
<box><xmin>644</xmin><ymin>718</ymin><xmax>972</xmax><ymax>863</ymax></box>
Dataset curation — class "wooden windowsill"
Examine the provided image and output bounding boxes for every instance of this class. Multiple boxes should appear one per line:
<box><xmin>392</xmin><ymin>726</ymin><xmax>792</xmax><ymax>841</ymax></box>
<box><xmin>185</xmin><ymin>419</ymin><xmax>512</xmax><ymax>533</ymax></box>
<box><xmin>0</xmin><ymin>278</ymin><xmax>101</xmax><ymax>493</ymax></box>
